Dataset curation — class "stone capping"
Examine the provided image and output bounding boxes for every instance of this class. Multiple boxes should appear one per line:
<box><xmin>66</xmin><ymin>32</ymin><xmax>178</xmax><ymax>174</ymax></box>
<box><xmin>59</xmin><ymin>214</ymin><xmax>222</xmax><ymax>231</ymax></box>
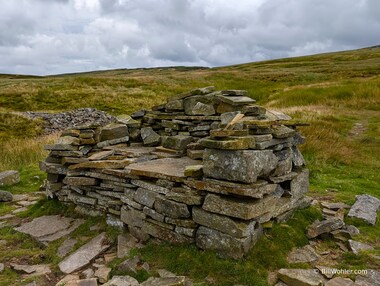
<box><xmin>40</xmin><ymin>86</ymin><xmax>309</xmax><ymax>259</ymax></box>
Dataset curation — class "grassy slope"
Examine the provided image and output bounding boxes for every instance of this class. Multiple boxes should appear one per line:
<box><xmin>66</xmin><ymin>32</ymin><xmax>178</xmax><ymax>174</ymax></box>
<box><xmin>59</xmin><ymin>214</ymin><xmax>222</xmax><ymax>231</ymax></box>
<box><xmin>0</xmin><ymin>47</ymin><xmax>379</xmax><ymax>285</ymax></box>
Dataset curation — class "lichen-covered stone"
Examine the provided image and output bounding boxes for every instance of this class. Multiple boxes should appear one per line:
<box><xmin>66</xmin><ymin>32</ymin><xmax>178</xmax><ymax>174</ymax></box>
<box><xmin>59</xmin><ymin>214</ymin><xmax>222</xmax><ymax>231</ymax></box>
<box><xmin>154</xmin><ymin>196</ymin><xmax>190</xmax><ymax>219</ymax></box>
<box><xmin>195</xmin><ymin>226</ymin><xmax>252</xmax><ymax>259</ymax></box>
<box><xmin>202</xmin><ymin>193</ymin><xmax>278</xmax><ymax>220</ymax></box>
<box><xmin>193</xmin><ymin>207</ymin><xmax>256</xmax><ymax>238</ymax></box>
<box><xmin>0</xmin><ymin>170</ymin><xmax>20</xmax><ymax>187</ymax></box>
<box><xmin>347</xmin><ymin>194</ymin><xmax>380</xmax><ymax>225</ymax></box>
<box><xmin>203</xmin><ymin>149</ymin><xmax>278</xmax><ymax>183</ymax></box>
<box><xmin>162</xmin><ymin>135</ymin><xmax>193</xmax><ymax>151</ymax></box>
<box><xmin>141</xmin><ymin>127</ymin><xmax>161</xmax><ymax>146</ymax></box>
<box><xmin>100</xmin><ymin>123</ymin><xmax>129</xmax><ymax>141</ymax></box>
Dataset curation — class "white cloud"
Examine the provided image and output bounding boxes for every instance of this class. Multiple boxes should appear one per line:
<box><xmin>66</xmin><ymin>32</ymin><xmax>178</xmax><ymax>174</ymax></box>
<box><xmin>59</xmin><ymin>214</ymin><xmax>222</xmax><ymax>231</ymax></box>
<box><xmin>0</xmin><ymin>0</ymin><xmax>379</xmax><ymax>75</ymax></box>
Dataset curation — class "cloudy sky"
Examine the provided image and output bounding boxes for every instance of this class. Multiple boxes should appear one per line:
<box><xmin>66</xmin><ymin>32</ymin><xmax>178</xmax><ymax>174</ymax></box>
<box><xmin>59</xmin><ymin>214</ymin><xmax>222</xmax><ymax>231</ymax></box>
<box><xmin>0</xmin><ymin>0</ymin><xmax>379</xmax><ymax>75</ymax></box>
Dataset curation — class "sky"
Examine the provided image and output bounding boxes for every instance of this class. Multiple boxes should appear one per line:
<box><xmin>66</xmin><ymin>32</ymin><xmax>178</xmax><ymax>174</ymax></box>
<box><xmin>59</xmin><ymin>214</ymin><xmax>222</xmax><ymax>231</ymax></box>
<box><xmin>0</xmin><ymin>0</ymin><xmax>379</xmax><ymax>76</ymax></box>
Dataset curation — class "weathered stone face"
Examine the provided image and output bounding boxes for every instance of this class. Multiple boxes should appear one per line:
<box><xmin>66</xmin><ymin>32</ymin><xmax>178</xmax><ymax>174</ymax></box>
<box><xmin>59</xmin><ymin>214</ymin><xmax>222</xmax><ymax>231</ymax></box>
<box><xmin>195</xmin><ymin>226</ymin><xmax>252</xmax><ymax>259</ymax></box>
<box><xmin>162</xmin><ymin>135</ymin><xmax>193</xmax><ymax>151</ymax></box>
<box><xmin>192</xmin><ymin>207</ymin><xmax>256</xmax><ymax>238</ymax></box>
<box><xmin>154</xmin><ymin>196</ymin><xmax>190</xmax><ymax>219</ymax></box>
<box><xmin>0</xmin><ymin>170</ymin><xmax>20</xmax><ymax>187</ymax></box>
<box><xmin>202</xmin><ymin>193</ymin><xmax>278</xmax><ymax>220</ymax></box>
<box><xmin>203</xmin><ymin>149</ymin><xmax>278</xmax><ymax>183</ymax></box>
<box><xmin>100</xmin><ymin>123</ymin><xmax>129</xmax><ymax>141</ymax></box>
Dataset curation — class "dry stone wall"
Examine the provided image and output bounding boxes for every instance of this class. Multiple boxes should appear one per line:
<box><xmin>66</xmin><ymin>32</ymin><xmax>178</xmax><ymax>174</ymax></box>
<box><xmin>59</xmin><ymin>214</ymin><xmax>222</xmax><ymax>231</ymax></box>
<box><xmin>40</xmin><ymin>86</ymin><xmax>310</xmax><ymax>258</ymax></box>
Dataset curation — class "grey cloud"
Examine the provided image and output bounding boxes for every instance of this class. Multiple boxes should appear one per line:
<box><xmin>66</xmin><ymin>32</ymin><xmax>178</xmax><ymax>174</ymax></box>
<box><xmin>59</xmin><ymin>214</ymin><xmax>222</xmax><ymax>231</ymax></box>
<box><xmin>0</xmin><ymin>0</ymin><xmax>379</xmax><ymax>75</ymax></box>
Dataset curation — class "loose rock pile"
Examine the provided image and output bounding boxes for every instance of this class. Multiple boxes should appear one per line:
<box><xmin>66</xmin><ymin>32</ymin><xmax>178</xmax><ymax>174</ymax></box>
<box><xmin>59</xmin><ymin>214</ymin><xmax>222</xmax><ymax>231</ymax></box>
<box><xmin>40</xmin><ymin>86</ymin><xmax>310</xmax><ymax>258</ymax></box>
<box><xmin>21</xmin><ymin>108</ymin><xmax>116</xmax><ymax>134</ymax></box>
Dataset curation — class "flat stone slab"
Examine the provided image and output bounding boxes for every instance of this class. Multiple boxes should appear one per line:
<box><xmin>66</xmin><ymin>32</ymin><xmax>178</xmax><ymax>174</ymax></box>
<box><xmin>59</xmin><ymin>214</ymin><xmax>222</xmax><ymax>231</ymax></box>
<box><xmin>347</xmin><ymin>194</ymin><xmax>380</xmax><ymax>225</ymax></box>
<box><xmin>287</xmin><ymin>245</ymin><xmax>320</xmax><ymax>264</ymax></box>
<box><xmin>59</xmin><ymin>232</ymin><xmax>110</xmax><ymax>274</ymax></box>
<box><xmin>348</xmin><ymin>239</ymin><xmax>374</xmax><ymax>255</ymax></box>
<box><xmin>102</xmin><ymin>275</ymin><xmax>139</xmax><ymax>286</ymax></box>
<box><xmin>125</xmin><ymin>157</ymin><xmax>201</xmax><ymax>182</ymax></box>
<box><xmin>277</xmin><ymin>269</ymin><xmax>326</xmax><ymax>286</ymax></box>
<box><xmin>15</xmin><ymin>215</ymin><xmax>84</xmax><ymax>243</ymax></box>
<box><xmin>0</xmin><ymin>170</ymin><xmax>20</xmax><ymax>186</ymax></box>
<box><xmin>10</xmin><ymin>263</ymin><xmax>51</xmax><ymax>276</ymax></box>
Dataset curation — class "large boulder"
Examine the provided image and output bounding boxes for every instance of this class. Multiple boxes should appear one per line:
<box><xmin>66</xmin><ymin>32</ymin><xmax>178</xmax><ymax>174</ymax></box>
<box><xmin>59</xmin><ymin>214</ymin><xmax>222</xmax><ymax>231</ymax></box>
<box><xmin>203</xmin><ymin>149</ymin><xmax>278</xmax><ymax>183</ymax></box>
<box><xmin>0</xmin><ymin>170</ymin><xmax>20</xmax><ymax>186</ymax></box>
<box><xmin>0</xmin><ymin>190</ymin><xmax>13</xmax><ymax>202</ymax></box>
<box><xmin>347</xmin><ymin>194</ymin><xmax>380</xmax><ymax>225</ymax></box>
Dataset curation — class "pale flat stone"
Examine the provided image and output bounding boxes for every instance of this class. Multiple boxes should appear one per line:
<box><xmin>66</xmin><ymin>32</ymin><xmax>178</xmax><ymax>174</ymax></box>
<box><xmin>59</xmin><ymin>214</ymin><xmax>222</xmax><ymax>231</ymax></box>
<box><xmin>278</xmin><ymin>269</ymin><xmax>326</xmax><ymax>286</ymax></box>
<box><xmin>15</xmin><ymin>215</ymin><xmax>84</xmax><ymax>243</ymax></box>
<box><xmin>307</xmin><ymin>218</ymin><xmax>344</xmax><ymax>239</ymax></box>
<box><xmin>0</xmin><ymin>263</ymin><xmax>4</xmax><ymax>273</ymax></box>
<box><xmin>348</xmin><ymin>194</ymin><xmax>380</xmax><ymax>225</ymax></box>
<box><xmin>10</xmin><ymin>263</ymin><xmax>51</xmax><ymax>276</ymax></box>
<box><xmin>140</xmin><ymin>276</ymin><xmax>192</xmax><ymax>286</ymax></box>
<box><xmin>126</xmin><ymin>157</ymin><xmax>201</xmax><ymax>182</ymax></box>
<box><xmin>287</xmin><ymin>245</ymin><xmax>320</xmax><ymax>264</ymax></box>
<box><xmin>348</xmin><ymin>239</ymin><xmax>374</xmax><ymax>255</ymax></box>
<box><xmin>94</xmin><ymin>266</ymin><xmax>111</xmax><ymax>283</ymax></box>
<box><xmin>59</xmin><ymin>232</ymin><xmax>110</xmax><ymax>274</ymax></box>
<box><xmin>55</xmin><ymin>274</ymin><xmax>80</xmax><ymax>286</ymax></box>
<box><xmin>102</xmin><ymin>275</ymin><xmax>139</xmax><ymax>286</ymax></box>
<box><xmin>354</xmin><ymin>269</ymin><xmax>380</xmax><ymax>286</ymax></box>
<box><xmin>325</xmin><ymin>277</ymin><xmax>354</xmax><ymax>286</ymax></box>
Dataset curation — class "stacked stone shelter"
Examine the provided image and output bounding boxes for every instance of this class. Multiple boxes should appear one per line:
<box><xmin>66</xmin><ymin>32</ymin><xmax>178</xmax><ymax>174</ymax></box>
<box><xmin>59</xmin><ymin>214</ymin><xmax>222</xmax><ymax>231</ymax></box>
<box><xmin>40</xmin><ymin>86</ymin><xmax>310</xmax><ymax>258</ymax></box>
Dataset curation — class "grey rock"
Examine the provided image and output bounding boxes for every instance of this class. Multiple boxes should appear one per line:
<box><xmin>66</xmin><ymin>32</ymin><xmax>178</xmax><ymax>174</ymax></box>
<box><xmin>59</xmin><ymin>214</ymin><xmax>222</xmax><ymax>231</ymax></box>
<box><xmin>0</xmin><ymin>190</ymin><xmax>13</xmax><ymax>202</ymax></box>
<box><xmin>103</xmin><ymin>276</ymin><xmax>139</xmax><ymax>286</ymax></box>
<box><xmin>118</xmin><ymin>256</ymin><xmax>141</xmax><ymax>273</ymax></box>
<box><xmin>192</xmin><ymin>102</ymin><xmax>215</xmax><ymax>116</ymax></box>
<box><xmin>141</xmin><ymin>276</ymin><xmax>192</xmax><ymax>286</ymax></box>
<box><xmin>141</xmin><ymin>127</ymin><xmax>161</xmax><ymax>146</ymax></box>
<box><xmin>277</xmin><ymin>269</ymin><xmax>326</xmax><ymax>286</ymax></box>
<box><xmin>158</xmin><ymin>269</ymin><xmax>177</xmax><ymax>277</ymax></box>
<box><xmin>307</xmin><ymin>218</ymin><xmax>345</xmax><ymax>239</ymax></box>
<box><xmin>165</xmin><ymin>99</ymin><xmax>184</xmax><ymax>111</ymax></box>
<box><xmin>346</xmin><ymin>225</ymin><xmax>360</xmax><ymax>236</ymax></box>
<box><xmin>121</xmin><ymin>206</ymin><xmax>146</xmax><ymax>227</ymax></box>
<box><xmin>220</xmin><ymin>111</ymin><xmax>241</xmax><ymax>126</ymax></box>
<box><xmin>287</xmin><ymin>245</ymin><xmax>320</xmax><ymax>264</ymax></box>
<box><xmin>100</xmin><ymin>123</ymin><xmax>128</xmax><ymax>141</ymax></box>
<box><xmin>348</xmin><ymin>194</ymin><xmax>380</xmax><ymax>225</ymax></box>
<box><xmin>94</xmin><ymin>266</ymin><xmax>112</xmax><ymax>283</ymax></box>
<box><xmin>196</xmin><ymin>226</ymin><xmax>252</xmax><ymax>259</ymax></box>
<box><xmin>0</xmin><ymin>263</ymin><xmax>4</xmax><ymax>273</ymax></box>
<box><xmin>154</xmin><ymin>196</ymin><xmax>190</xmax><ymax>219</ymax></box>
<box><xmin>57</xmin><ymin>238</ymin><xmax>77</xmax><ymax>258</ymax></box>
<box><xmin>325</xmin><ymin>277</ymin><xmax>354</xmax><ymax>286</ymax></box>
<box><xmin>183</xmin><ymin>94</ymin><xmax>215</xmax><ymax>115</ymax></box>
<box><xmin>0</xmin><ymin>170</ymin><xmax>20</xmax><ymax>186</ymax></box>
<box><xmin>290</xmin><ymin>169</ymin><xmax>309</xmax><ymax>199</ymax></box>
<box><xmin>354</xmin><ymin>269</ymin><xmax>380</xmax><ymax>286</ymax></box>
<box><xmin>55</xmin><ymin>274</ymin><xmax>80</xmax><ymax>286</ymax></box>
<box><xmin>77</xmin><ymin>278</ymin><xmax>98</xmax><ymax>286</ymax></box>
<box><xmin>117</xmin><ymin>233</ymin><xmax>142</xmax><ymax>258</ymax></box>
<box><xmin>203</xmin><ymin>149</ymin><xmax>278</xmax><ymax>183</ymax></box>
<box><xmin>131</xmin><ymin>109</ymin><xmax>146</xmax><ymax>119</ymax></box>
<box><xmin>143</xmin><ymin>206</ymin><xmax>165</xmax><ymax>222</ymax></box>
<box><xmin>10</xmin><ymin>263</ymin><xmax>51</xmax><ymax>276</ymax></box>
<box><xmin>15</xmin><ymin>215</ymin><xmax>84</xmax><ymax>243</ymax></box>
<box><xmin>348</xmin><ymin>239</ymin><xmax>374</xmax><ymax>255</ymax></box>
<box><xmin>58</xmin><ymin>232</ymin><xmax>110</xmax><ymax>274</ymax></box>
<box><xmin>202</xmin><ymin>193</ymin><xmax>278</xmax><ymax>220</ymax></box>
<box><xmin>134</xmin><ymin>187</ymin><xmax>157</xmax><ymax>208</ymax></box>
<box><xmin>320</xmin><ymin>202</ymin><xmax>350</xmax><ymax>210</ymax></box>
<box><xmin>163</xmin><ymin>135</ymin><xmax>193</xmax><ymax>151</ymax></box>
<box><xmin>192</xmin><ymin>207</ymin><xmax>256</xmax><ymax>238</ymax></box>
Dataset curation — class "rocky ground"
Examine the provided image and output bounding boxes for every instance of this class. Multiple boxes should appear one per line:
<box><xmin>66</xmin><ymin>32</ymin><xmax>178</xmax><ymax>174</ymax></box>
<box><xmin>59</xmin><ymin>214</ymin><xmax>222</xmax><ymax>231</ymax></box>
<box><xmin>1</xmin><ymin>169</ymin><xmax>379</xmax><ymax>286</ymax></box>
<box><xmin>15</xmin><ymin>108</ymin><xmax>116</xmax><ymax>135</ymax></box>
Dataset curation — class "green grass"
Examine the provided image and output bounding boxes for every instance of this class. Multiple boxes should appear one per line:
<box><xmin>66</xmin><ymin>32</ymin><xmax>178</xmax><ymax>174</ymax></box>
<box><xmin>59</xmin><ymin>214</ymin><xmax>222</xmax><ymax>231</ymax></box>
<box><xmin>0</xmin><ymin>46</ymin><xmax>379</xmax><ymax>285</ymax></box>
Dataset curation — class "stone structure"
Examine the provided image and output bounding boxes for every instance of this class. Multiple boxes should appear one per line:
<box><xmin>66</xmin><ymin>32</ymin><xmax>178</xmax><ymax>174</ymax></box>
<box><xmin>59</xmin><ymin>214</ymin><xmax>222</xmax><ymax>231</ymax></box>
<box><xmin>40</xmin><ymin>87</ymin><xmax>309</xmax><ymax>258</ymax></box>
